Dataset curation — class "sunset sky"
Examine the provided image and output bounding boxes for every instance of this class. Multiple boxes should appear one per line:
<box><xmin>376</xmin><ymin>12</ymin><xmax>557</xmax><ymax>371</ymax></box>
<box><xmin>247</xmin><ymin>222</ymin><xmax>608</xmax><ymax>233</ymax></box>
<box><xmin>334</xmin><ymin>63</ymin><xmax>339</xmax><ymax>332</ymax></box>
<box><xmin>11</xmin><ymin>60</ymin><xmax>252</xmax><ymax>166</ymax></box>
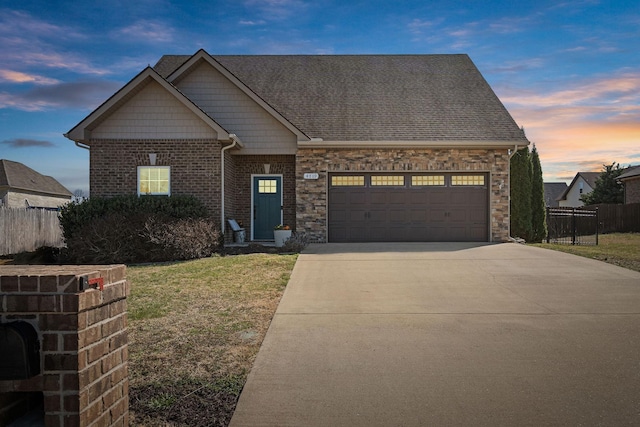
<box><xmin>1</xmin><ymin>0</ymin><xmax>638</xmax><ymax>195</ymax></box>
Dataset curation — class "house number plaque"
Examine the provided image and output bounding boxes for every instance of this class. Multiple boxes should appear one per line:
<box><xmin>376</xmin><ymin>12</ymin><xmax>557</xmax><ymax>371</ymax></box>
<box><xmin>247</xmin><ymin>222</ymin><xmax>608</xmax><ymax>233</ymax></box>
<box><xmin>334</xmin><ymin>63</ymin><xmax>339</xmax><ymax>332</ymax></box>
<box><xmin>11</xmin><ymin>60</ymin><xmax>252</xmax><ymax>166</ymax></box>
<box><xmin>303</xmin><ymin>173</ymin><xmax>319</xmax><ymax>180</ymax></box>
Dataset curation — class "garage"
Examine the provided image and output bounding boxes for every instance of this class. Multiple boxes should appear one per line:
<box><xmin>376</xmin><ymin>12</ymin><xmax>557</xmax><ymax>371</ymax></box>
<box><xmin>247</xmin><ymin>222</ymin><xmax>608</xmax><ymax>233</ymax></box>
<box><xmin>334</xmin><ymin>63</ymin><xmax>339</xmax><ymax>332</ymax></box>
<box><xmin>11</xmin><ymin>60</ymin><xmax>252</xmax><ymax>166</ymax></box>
<box><xmin>328</xmin><ymin>172</ymin><xmax>489</xmax><ymax>242</ymax></box>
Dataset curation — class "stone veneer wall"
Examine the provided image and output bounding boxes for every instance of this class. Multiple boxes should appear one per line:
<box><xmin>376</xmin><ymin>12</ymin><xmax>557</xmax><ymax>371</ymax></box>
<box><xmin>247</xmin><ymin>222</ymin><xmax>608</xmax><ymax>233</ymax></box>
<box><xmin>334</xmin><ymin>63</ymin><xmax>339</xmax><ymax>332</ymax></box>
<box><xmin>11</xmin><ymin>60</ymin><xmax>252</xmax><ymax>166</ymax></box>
<box><xmin>296</xmin><ymin>148</ymin><xmax>511</xmax><ymax>243</ymax></box>
<box><xmin>0</xmin><ymin>265</ymin><xmax>129</xmax><ymax>427</ymax></box>
<box><xmin>89</xmin><ymin>139</ymin><xmax>222</xmax><ymax>219</ymax></box>
<box><xmin>231</xmin><ymin>155</ymin><xmax>296</xmax><ymax>240</ymax></box>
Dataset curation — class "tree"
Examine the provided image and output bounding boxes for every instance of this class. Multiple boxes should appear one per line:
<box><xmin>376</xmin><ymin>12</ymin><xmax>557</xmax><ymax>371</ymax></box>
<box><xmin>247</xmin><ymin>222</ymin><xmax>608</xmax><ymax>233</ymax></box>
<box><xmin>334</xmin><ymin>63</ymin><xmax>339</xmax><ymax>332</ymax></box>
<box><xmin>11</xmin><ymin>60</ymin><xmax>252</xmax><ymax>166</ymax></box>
<box><xmin>580</xmin><ymin>162</ymin><xmax>624</xmax><ymax>205</ymax></box>
<box><xmin>510</xmin><ymin>147</ymin><xmax>532</xmax><ymax>240</ymax></box>
<box><xmin>529</xmin><ymin>145</ymin><xmax>546</xmax><ymax>242</ymax></box>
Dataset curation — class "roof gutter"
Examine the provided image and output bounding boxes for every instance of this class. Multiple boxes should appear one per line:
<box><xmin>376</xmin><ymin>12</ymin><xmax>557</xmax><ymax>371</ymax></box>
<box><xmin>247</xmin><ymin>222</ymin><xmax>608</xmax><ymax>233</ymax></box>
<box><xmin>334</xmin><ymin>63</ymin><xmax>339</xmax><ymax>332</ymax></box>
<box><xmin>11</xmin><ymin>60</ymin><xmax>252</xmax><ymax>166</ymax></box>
<box><xmin>63</xmin><ymin>133</ymin><xmax>90</xmax><ymax>150</ymax></box>
<box><xmin>298</xmin><ymin>139</ymin><xmax>529</xmax><ymax>149</ymax></box>
<box><xmin>220</xmin><ymin>134</ymin><xmax>243</xmax><ymax>234</ymax></box>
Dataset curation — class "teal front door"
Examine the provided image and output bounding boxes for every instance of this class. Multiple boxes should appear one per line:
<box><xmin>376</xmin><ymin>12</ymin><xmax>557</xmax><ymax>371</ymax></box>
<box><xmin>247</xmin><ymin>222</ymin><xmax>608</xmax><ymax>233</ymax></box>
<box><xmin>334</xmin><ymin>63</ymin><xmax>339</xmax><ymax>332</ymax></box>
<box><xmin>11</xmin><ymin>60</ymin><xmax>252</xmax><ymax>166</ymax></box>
<box><xmin>253</xmin><ymin>176</ymin><xmax>282</xmax><ymax>240</ymax></box>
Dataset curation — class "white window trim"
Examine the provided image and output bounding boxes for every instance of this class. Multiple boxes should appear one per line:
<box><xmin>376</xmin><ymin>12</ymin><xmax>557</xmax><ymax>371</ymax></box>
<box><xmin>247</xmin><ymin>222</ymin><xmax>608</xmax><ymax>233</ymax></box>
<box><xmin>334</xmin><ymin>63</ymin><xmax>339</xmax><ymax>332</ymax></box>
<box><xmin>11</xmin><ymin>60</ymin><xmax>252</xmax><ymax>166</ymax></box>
<box><xmin>137</xmin><ymin>166</ymin><xmax>171</xmax><ymax>196</ymax></box>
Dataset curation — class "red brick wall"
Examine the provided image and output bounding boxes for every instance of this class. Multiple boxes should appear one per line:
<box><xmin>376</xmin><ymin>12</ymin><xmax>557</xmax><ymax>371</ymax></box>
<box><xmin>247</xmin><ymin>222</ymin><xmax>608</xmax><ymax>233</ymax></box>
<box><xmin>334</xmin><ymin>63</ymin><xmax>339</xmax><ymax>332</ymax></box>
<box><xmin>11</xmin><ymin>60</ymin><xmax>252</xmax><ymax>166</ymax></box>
<box><xmin>624</xmin><ymin>177</ymin><xmax>640</xmax><ymax>204</ymax></box>
<box><xmin>229</xmin><ymin>155</ymin><xmax>296</xmax><ymax>240</ymax></box>
<box><xmin>0</xmin><ymin>265</ymin><xmax>129</xmax><ymax>427</ymax></box>
<box><xmin>89</xmin><ymin>139</ymin><xmax>222</xmax><ymax>219</ymax></box>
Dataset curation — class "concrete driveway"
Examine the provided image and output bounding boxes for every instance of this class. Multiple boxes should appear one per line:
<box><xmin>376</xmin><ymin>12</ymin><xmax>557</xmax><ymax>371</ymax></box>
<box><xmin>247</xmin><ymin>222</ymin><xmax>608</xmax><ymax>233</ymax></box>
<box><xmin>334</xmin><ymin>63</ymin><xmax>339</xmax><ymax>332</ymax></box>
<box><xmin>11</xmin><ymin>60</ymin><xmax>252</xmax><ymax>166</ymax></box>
<box><xmin>230</xmin><ymin>243</ymin><xmax>640</xmax><ymax>426</ymax></box>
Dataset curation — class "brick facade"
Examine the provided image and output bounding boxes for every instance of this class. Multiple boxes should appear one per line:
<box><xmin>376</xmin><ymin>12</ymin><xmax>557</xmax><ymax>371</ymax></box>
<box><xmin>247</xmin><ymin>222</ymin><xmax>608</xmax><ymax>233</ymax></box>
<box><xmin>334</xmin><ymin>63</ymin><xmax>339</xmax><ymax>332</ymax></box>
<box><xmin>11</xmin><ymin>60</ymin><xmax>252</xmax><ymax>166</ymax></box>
<box><xmin>90</xmin><ymin>139</ymin><xmax>222</xmax><ymax>218</ymax></box>
<box><xmin>623</xmin><ymin>176</ymin><xmax>640</xmax><ymax>204</ymax></box>
<box><xmin>0</xmin><ymin>265</ymin><xmax>129</xmax><ymax>427</ymax></box>
<box><xmin>296</xmin><ymin>148</ymin><xmax>510</xmax><ymax>243</ymax></box>
<box><xmin>88</xmin><ymin>140</ymin><xmax>511</xmax><ymax>243</ymax></box>
<box><xmin>227</xmin><ymin>155</ymin><xmax>296</xmax><ymax>240</ymax></box>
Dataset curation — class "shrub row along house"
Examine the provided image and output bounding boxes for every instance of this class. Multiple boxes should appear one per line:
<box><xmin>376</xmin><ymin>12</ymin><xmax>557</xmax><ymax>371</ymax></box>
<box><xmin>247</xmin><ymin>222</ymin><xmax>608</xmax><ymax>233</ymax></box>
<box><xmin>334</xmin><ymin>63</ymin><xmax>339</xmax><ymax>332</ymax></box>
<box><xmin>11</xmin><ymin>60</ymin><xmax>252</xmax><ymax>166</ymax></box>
<box><xmin>65</xmin><ymin>50</ymin><xmax>530</xmax><ymax>243</ymax></box>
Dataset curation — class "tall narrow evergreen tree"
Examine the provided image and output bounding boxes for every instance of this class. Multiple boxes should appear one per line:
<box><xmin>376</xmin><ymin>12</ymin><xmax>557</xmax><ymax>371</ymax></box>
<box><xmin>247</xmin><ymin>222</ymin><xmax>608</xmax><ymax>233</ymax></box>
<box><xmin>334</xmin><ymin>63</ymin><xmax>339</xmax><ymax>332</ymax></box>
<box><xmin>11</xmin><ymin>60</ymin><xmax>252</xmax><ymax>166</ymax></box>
<box><xmin>510</xmin><ymin>147</ymin><xmax>532</xmax><ymax>240</ymax></box>
<box><xmin>529</xmin><ymin>144</ymin><xmax>547</xmax><ymax>242</ymax></box>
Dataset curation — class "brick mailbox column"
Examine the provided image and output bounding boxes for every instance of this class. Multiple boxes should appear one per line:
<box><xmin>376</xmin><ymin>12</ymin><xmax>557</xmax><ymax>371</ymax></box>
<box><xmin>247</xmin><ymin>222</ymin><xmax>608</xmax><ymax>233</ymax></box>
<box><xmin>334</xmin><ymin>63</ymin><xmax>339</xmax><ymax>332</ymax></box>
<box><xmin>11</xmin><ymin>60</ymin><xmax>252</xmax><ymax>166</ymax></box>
<box><xmin>0</xmin><ymin>265</ymin><xmax>129</xmax><ymax>427</ymax></box>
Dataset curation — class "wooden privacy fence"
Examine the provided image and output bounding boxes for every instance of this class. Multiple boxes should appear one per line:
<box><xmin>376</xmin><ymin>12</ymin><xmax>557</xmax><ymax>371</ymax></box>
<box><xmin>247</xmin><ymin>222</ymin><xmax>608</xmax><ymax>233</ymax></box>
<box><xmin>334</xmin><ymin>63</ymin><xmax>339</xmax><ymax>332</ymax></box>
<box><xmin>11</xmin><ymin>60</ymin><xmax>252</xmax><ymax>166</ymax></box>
<box><xmin>0</xmin><ymin>207</ymin><xmax>64</xmax><ymax>255</ymax></box>
<box><xmin>585</xmin><ymin>203</ymin><xmax>640</xmax><ymax>233</ymax></box>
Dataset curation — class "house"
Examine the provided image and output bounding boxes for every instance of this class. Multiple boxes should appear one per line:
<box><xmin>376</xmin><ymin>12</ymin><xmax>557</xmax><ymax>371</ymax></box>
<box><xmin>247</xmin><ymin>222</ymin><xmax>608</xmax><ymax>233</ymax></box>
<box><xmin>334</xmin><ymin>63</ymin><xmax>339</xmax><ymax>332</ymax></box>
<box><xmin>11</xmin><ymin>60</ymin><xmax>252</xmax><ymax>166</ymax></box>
<box><xmin>557</xmin><ymin>172</ymin><xmax>600</xmax><ymax>207</ymax></box>
<box><xmin>65</xmin><ymin>50</ymin><xmax>530</xmax><ymax>243</ymax></box>
<box><xmin>0</xmin><ymin>159</ymin><xmax>72</xmax><ymax>209</ymax></box>
<box><xmin>544</xmin><ymin>182</ymin><xmax>568</xmax><ymax>207</ymax></box>
<box><xmin>617</xmin><ymin>165</ymin><xmax>640</xmax><ymax>204</ymax></box>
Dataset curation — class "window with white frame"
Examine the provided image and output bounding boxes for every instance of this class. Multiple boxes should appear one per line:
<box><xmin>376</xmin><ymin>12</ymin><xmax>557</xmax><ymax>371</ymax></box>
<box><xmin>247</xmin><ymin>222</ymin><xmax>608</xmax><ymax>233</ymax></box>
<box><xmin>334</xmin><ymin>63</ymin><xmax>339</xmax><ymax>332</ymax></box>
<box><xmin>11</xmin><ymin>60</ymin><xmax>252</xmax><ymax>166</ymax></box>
<box><xmin>138</xmin><ymin>166</ymin><xmax>170</xmax><ymax>195</ymax></box>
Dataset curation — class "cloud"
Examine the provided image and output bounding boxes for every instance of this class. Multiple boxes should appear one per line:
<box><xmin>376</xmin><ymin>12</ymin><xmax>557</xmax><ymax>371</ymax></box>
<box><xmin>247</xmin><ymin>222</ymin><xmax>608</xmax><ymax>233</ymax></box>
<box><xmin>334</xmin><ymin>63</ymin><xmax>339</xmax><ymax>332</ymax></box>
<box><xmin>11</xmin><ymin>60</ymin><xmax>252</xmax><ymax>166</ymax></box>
<box><xmin>111</xmin><ymin>20</ymin><xmax>174</xmax><ymax>43</ymax></box>
<box><xmin>239</xmin><ymin>19</ymin><xmax>266</xmax><ymax>26</ymax></box>
<box><xmin>1</xmin><ymin>138</ymin><xmax>54</xmax><ymax>148</ymax></box>
<box><xmin>0</xmin><ymin>80</ymin><xmax>122</xmax><ymax>111</ymax></box>
<box><xmin>0</xmin><ymin>9</ymin><xmax>85</xmax><ymax>40</ymax></box>
<box><xmin>243</xmin><ymin>0</ymin><xmax>308</xmax><ymax>21</ymax></box>
<box><xmin>0</xmin><ymin>69</ymin><xmax>60</xmax><ymax>85</ymax></box>
<box><xmin>0</xmin><ymin>9</ymin><xmax>108</xmax><ymax>76</ymax></box>
<box><xmin>496</xmin><ymin>71</ymin><xmax>640</xmax><ymax>182</ymax></box>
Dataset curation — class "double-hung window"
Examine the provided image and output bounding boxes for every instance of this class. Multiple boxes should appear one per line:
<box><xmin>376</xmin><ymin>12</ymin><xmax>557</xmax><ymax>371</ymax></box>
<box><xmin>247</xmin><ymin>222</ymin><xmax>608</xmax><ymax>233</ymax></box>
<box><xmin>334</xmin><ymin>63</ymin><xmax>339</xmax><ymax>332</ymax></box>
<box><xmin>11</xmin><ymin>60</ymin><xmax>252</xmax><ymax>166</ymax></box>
<box><xmin>138</xmin><ymin>166</ymin><xmax>170</xmax><ymax>196</ymax></box>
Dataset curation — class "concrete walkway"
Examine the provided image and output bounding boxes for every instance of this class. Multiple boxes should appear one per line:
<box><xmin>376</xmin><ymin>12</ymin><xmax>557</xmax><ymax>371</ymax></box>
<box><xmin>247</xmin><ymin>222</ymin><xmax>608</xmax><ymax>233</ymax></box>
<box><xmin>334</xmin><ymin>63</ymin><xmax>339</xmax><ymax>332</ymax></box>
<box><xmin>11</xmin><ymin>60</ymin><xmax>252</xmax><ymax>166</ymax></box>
<box><xmin>230</xmin><ymin>243</ymin><xmax>640</xmax><ymax>426</ymax></box>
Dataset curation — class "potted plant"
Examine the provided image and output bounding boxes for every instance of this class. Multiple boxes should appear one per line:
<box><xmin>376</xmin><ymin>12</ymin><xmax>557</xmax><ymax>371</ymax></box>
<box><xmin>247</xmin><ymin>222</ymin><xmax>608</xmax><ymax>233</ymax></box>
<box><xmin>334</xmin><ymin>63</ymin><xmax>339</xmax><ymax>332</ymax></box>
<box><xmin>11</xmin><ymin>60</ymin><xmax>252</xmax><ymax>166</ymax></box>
<box><xmin>273</xmin><ymin>224</ymin><xmax>292</xmax><ymax>247</ymax></box>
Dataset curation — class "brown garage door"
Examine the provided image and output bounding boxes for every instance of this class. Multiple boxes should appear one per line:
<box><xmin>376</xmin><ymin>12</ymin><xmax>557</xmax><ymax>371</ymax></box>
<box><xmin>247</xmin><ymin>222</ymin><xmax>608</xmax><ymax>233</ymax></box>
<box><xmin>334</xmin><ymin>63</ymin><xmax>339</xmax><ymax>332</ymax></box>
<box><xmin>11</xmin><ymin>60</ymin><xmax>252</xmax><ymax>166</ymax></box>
<box><xmin>328</xmin><ymin>172</ymin><xmax>488</xmax><ymax>242</ymax></box>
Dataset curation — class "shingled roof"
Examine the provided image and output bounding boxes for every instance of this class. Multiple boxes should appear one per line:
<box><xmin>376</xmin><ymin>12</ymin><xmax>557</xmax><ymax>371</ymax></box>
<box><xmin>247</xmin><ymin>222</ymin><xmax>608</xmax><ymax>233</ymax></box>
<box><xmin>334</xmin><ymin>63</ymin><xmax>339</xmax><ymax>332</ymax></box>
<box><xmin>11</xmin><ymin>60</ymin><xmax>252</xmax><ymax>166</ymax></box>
<box><xmin>154</xmin><ymin>53</ymin><xmax>528</xmax><ymax>143</ymax></box>
<box><xmin>0</xmin><ymin>159</ymin><xmax>72</xmax><ymax>197</ymax></box>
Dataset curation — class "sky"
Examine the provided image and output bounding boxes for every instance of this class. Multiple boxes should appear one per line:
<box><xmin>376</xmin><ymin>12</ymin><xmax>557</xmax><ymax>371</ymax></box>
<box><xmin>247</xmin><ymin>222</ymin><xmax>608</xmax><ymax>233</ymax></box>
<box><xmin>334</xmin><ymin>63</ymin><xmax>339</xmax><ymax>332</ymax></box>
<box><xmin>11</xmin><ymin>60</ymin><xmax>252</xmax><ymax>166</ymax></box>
<box><xmin>1</xmin><ymin>0</ymin><xmax>639</xmax><ymax>195</ymax></box>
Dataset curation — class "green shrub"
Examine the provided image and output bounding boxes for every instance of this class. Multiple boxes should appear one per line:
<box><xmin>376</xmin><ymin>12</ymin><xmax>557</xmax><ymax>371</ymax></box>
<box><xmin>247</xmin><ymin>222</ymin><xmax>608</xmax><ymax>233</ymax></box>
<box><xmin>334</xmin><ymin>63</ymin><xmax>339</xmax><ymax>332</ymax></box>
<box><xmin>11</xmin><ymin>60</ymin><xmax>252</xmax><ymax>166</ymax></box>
<box><xmin>59</xmin><ymin>195</ymin><xmax>209</xmax><ymax>240</ymax></box>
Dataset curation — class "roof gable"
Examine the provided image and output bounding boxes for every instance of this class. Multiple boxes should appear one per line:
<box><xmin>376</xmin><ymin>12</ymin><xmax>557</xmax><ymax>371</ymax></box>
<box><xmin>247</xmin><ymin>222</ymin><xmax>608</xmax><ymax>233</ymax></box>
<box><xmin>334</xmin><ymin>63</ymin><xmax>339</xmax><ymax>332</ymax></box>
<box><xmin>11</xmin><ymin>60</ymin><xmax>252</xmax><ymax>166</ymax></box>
<box><xmin>65</xmin><ymin>67</ymin><xmax>230</xmax><ymax>143</ymax></box>
<box><xmin>155</xmin><ymin>53</ymin><xmax>529</xmax><ymax>144</ymax></box>
<box><xmin>557</xmin><ymin>172</ymin><xmax>600</xmax><ymax>201</ymax></box>
<box><xmin>0</xmin><ymin>159</ymin><xmax>72</xmax><ymax>197</ymax></box>
<box><xmin>163</xmin><ymin>50</ymin><xmax>309</xmax><ymax>141</ymax></box>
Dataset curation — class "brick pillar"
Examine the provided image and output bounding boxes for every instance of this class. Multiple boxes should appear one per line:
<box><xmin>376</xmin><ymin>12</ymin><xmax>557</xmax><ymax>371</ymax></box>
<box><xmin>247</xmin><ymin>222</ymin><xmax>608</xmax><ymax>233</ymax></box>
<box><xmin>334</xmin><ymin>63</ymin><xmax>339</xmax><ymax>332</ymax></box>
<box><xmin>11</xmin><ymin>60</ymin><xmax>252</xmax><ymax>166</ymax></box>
<box><xmin>0</xmin><ymin>265</ymin><xmax>129</xmax><ymax>427</ymax></box>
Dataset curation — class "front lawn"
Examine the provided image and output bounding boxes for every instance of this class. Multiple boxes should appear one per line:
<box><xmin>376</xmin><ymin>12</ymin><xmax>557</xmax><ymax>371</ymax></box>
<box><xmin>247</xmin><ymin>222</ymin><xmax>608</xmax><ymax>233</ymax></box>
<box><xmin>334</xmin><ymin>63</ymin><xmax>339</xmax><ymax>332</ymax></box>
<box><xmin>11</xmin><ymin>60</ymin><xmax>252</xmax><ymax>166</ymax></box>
<box><xmin>126</xmin><ymin>253</ymin><xmax>297</xmax><ymax>426</ymax></box>
<box><xmin>533</xmin><ymin>232</ymin><xmax>640</xmax><ymax>272</ymax></box>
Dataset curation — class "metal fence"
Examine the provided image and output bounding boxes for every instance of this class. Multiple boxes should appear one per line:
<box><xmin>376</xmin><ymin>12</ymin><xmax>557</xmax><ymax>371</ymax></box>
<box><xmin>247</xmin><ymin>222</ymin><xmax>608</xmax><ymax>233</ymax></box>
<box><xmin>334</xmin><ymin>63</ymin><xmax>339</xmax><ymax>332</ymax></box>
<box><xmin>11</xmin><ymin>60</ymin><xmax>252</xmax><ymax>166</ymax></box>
<box><xmin>0</xmin><ymin>207</ymin><xmax>64</xmax><ymax>255</ymax></box>
<box><xmin>546</xmin><ymin>207</ymin><xmax>599</xmax><ymax>245</ymax></box>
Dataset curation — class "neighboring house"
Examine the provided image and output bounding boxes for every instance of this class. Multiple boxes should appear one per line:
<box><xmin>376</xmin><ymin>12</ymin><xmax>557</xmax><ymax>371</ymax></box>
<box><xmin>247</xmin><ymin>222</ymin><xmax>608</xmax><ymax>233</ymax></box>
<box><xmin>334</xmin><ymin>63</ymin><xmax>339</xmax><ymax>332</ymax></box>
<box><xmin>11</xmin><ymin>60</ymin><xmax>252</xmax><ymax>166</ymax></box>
<box><xmin>0</xmin><ymin>159</ymin><xmax>72</xmax><ymax>209</ymax></box>
<box><xmin>557</xmin><ymin>172</ymin><xmax>600</xmax><ymax>207</ymax></box>
<box><xmin>544</xmin><ymin>182</ymin><xmax>568</xmax><ymax>207</ymax></box>
<box><xmin>617</xmin><ymin>165</ymin><xmax>640</xmax><ymax>204</ymax></box>
<box><xmin>65</xmin><ymin>50</ymin><xmax>530</xmax><ymax>243</ymax></box>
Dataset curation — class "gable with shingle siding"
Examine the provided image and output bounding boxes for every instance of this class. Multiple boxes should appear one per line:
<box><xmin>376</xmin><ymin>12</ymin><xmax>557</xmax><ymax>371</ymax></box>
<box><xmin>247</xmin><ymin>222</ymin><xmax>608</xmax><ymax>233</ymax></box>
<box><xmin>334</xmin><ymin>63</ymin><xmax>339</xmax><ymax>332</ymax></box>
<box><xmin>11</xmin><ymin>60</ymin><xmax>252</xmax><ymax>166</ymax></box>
<box><xmin>172</xmin><ymin>59</ymin><xmax>298</xmax><ymax>154</ymax></box>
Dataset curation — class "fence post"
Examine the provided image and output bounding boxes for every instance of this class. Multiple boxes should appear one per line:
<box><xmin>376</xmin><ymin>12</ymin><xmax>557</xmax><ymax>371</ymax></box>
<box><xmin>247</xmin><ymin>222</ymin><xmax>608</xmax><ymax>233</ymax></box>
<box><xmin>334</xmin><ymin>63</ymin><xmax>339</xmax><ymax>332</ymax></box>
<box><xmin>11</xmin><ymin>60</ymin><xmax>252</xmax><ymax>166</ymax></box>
<box><xmin>595</xmin><ymin>207</ymin><xmax>599</xmax><ymax>246</ymax></box>
<box><xmin>571</xmin><ymin>208</ymin><xmax>576</xmax><ymax>245</ymax></box>
<box><xmin>546</xmin><ymin>207</ymin><xmax>550</xmax><ymax>243</ymax></box>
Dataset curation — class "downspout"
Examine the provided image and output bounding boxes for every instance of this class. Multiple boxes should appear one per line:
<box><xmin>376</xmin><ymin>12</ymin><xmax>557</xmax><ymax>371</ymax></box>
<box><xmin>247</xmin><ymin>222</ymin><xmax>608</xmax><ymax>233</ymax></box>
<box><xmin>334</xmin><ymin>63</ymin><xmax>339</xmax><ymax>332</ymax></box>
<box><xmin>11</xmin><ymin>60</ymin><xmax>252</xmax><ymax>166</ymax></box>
<box><xmin>220</xmin><ymin>134</ymin><xmax>241</xmax><ymax>234</ymax></box>
<box><xmin>508</xmin><ymin>144</ymin><xmax>519</xmax><ymax>241</ymax></box>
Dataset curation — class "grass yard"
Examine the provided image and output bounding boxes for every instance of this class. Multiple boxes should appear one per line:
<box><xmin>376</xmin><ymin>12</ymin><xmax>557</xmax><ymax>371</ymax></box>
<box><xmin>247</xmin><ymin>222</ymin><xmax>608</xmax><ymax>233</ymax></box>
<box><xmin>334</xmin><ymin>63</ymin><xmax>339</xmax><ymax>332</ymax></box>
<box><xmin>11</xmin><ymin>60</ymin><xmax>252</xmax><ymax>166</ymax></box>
<box><xmin>126</xmin><ymin>253</ymin><xmax>298</xmax><ymax>426</ymax></box>
<box><xmin>533</xmin><ymin>232</ymin><xmax>640</xmax><ymax>272</ymax></box>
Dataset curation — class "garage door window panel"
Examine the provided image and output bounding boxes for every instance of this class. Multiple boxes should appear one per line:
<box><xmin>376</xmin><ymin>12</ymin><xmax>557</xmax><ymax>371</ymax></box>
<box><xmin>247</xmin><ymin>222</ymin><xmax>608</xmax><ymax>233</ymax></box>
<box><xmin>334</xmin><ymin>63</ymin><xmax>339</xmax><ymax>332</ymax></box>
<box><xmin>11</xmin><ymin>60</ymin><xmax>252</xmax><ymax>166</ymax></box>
<box><xmin>371</xmin><ymin>176</ymin><xmax>405</xmax><ymax>186</ymax></box>
<box><xmin>451</xmin><ymin>175</ymin><xmax>485</xmax><ymax>186</ymax></box>
<box><xmin>412</xmin><ymin>175</ymin><xmax>445</xmax><ymax>186</ymax></box>
<box><xmin>331</xmin><ymin>176</ymin><xmax>365</xmax><ymax>186</ymax></box>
